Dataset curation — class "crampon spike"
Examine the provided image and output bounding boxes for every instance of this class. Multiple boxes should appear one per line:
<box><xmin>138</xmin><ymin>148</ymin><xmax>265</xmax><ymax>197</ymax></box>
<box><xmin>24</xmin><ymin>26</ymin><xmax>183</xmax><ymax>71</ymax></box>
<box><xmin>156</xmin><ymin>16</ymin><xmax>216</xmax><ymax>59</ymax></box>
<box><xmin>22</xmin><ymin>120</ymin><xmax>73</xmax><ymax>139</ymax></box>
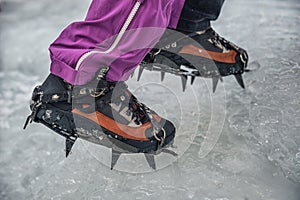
<box><xmin>181</xmin><ymin>75</ymin><xmax>188</xmax><ymax>92</ymax></box>
<box><xmin>111</xmin><ymin>149</ymin><xmax>122</xmax><ymax>170</ymax></box>
<box><xmin>144</xmin><ymin>153</ymin><xmax>156</xmax><ymax>170</ymax></box>
<box><xmin>161</xmin><ymin>148</ymin><xmax>178</xmax><ymax>157</ymax></box>
<box><xmin>212</xmin><ymin>77</ymin><xmax>219</xmax><ymax>93</ymax></box>
<box><xmin>234</xmin><ymin>74</ymin><xmax>245</xmax><ymax>89</ymax></box>
<box><xmin>137</xmin><ymin>66</ymin><xmax>144</xmax><ymax>81</ymax></box>
<box><xmin>161</xmin><ymin>72</ymin><xmax>165</xmax><ymax>82</ymax></box>
<box><xmin>191</xmin><ymin>76</ymin><xmax>196</xmax><ymax>85</ymax></box>
<box><xmin>65</xmin><ymin>137</ymin><xmax>77</xmax><ymax>158</ymax></box>
<box><xmin>23</xmin><ymin>115</ymin><xmax>32</xmax><ymax>130</ymax></box>
<box><xmin>220</xmin><ymin>76</ymin><xmax>224</xmax><ymax>82</ymax></box>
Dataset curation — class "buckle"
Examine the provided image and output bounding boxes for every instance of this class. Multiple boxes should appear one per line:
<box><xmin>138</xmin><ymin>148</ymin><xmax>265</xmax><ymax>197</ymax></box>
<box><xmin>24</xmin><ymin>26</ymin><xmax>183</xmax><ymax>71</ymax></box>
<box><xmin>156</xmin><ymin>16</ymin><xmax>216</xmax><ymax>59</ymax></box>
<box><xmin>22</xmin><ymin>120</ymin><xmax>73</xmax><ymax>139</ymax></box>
<box><xmin>153</xmin><ymin>127</ymin><xmax>166</xmax><ymax>146</ymax></box>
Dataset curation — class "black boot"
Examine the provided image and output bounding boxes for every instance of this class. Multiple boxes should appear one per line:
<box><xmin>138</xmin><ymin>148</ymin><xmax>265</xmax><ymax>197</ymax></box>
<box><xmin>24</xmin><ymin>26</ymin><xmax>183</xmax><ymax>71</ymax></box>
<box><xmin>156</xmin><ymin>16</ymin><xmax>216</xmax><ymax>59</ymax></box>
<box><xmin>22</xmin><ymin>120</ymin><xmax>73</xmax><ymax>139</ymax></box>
<box><xmin>141</xmin><ymin>28</ymin><xmax>249</xmax><ymax>92</ymax></box>
<box><xmin>24</xmin><ymin>67</ymin><xmax>176</xmax><ymax>169</ymax></box>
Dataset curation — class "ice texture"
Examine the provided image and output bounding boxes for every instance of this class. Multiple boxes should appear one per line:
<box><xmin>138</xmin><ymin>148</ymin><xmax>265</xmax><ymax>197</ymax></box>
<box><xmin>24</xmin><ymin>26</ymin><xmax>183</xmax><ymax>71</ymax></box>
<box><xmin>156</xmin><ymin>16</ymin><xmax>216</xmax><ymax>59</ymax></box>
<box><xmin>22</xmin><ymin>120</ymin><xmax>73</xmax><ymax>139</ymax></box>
<box><xmin>0</xmin><ymin>0</ymin><xmax>299</xmax><ymax>199</ymax></box>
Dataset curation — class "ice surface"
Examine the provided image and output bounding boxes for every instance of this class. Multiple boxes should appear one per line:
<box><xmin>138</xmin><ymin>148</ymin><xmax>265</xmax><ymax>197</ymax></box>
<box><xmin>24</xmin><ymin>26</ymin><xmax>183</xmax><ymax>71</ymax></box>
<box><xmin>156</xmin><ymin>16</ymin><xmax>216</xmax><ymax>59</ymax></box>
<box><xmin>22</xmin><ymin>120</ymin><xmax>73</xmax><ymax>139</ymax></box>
<box><xmin>0</xmin><ymin>0</ymin><xmax>300</xmax><ymax>199</ymax></box>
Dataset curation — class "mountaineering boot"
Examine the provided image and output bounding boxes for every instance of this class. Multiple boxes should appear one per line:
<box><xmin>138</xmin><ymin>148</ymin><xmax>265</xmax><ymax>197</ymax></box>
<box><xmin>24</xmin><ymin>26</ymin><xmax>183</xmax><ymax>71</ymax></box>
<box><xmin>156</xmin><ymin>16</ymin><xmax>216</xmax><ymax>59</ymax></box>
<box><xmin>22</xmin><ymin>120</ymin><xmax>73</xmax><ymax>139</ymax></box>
<box><xmin>24</xmin><ymin>66</ymin><xmax>176</xmax><ymax>168</ymax></box>
<box><xmin>140</xmin><ymin>28</ymin><xmax>249</xmax><ymax>92</ymax></box>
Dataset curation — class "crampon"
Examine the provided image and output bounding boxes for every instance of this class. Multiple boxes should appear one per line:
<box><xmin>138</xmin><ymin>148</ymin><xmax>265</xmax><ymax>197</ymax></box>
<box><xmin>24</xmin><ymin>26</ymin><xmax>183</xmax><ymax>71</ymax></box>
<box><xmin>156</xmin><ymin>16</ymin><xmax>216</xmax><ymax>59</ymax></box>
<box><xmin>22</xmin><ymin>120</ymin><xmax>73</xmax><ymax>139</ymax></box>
<box><xmin>24</xmin><ymin>67</ymin><xmax>177</xmax><ymax>170</ymax></box>
<box><xmin>139</xmin><ymin>28</ymin><xmax>249</xmax><ymax>92</ymax></box>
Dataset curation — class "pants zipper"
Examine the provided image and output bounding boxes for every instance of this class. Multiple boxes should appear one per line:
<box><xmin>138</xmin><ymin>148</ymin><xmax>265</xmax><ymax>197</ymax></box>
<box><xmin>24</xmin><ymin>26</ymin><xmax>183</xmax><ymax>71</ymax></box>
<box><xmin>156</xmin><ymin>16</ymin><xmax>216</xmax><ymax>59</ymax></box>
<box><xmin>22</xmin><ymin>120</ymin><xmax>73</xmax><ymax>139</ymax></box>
<box><xmin>75</xmin><ymin>0</ymin><xmax>143</xmax><ymax>71</ymax></box>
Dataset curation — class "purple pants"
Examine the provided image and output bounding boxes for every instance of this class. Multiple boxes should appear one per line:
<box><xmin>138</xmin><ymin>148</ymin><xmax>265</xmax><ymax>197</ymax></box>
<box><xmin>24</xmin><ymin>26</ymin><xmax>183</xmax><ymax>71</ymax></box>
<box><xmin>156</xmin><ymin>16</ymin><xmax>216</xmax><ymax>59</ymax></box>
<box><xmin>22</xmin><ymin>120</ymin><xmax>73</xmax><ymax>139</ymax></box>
<box><xmin>49</xmin><ymin>0</ymin><xmax>185</xmax><ymax>85</ymax></box>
